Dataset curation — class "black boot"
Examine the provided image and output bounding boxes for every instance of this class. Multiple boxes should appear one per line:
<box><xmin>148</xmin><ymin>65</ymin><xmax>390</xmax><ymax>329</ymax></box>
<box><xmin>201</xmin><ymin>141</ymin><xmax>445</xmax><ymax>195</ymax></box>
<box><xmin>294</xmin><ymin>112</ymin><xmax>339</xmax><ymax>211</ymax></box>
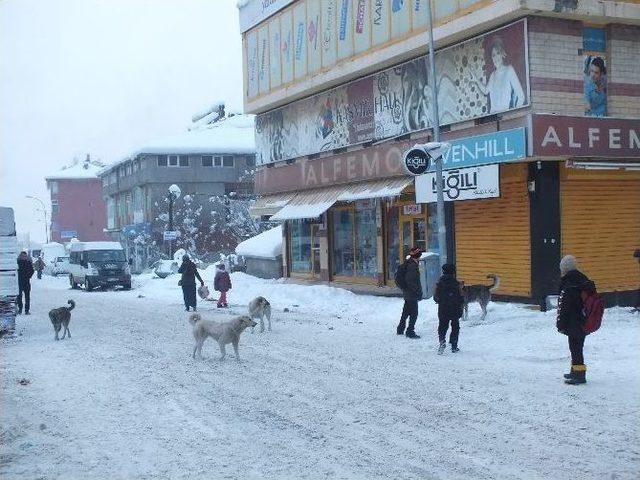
<box><xmin>565</xmin><ymin>365</ymin><xmax>586</xmax><ymax>384</ymax></box>
<box><xmin>437</xmin><ymin>341</ymin><xmax>446</xmax><ymax>355</ymax></box>
<box><xmin>397</xmin><ymin>321</ymin><xmax>406</xmax><ymax>335</ymax></box>
<box><xmin>405</xmin><ymin>331</ymin><xmax>420</xmax><ymax>339</ymax></box>
<box><xmin>451</xmin><ymin>345</ymin><xmax>459</xmax><ymax>353</ymax></box>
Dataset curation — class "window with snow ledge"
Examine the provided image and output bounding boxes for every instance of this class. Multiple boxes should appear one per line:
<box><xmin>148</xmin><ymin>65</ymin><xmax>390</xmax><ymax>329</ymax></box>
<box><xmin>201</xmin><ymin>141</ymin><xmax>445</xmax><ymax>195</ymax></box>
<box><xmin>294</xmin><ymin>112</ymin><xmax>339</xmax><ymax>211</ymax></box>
<box><xmin>223</xmin><ymin>156</ymin><xmax>234</xmax><ymax>167</ymax></box>
<box><xmin>202</xmin><ymin>155</ymin><xmax>213</xmax><ymax>167</ymax></box>
<box><xmin>179</xmin><ymin>155</ymin><xmax>189</xmax><ymax>167</ymax></box>
<box><xmin>50</xmin><ymin>181</ymin><xmax>58</xmax><ymax>194</ymax></box>
<box><xmin>214</xmin><ymin>156</ymin><xmax>222</xmax><ymax>167</ymax></box>
<box><xmin>51</xmin><ymin>199</ymin><xmax>59</xmax><ymax>214</ymax></box>
<box><xmin>157</xmin><ymin>155</ymin><xmax>168</xmax><ymax>167</ymax></box>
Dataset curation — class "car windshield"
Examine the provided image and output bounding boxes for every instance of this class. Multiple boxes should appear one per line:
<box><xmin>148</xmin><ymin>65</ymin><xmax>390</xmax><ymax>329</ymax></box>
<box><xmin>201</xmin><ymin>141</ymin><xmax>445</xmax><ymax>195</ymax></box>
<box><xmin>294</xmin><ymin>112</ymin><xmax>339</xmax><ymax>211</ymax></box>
<box><xmin>87</xmin><ymin>250</ymin><xmax>126</xmax><ymax>262</ymax></box>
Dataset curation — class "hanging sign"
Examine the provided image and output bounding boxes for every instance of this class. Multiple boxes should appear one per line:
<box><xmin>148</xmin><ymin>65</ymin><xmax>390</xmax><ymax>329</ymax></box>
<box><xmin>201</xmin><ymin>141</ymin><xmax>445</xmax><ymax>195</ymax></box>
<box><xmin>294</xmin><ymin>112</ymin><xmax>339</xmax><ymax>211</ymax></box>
<box><xmin>416</xmin><ymin>164</ymin><xmax>500</xmax><ymax>203</ymax></box>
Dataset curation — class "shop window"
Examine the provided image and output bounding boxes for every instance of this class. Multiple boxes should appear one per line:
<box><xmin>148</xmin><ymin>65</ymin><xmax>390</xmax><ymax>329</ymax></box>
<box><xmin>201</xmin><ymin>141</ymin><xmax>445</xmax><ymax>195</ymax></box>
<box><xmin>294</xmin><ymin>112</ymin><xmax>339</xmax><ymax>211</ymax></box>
<box><xmin>290</xmin><ymin>219</ymin><xmax>311</xmax><ymax>273</ymax></box>
<box><xmin>386</xmin><ymin>206</ymin><xmax>400</xmax><ymax>280</ymax></box>
<box><xmin>427</xmin><ymin>203</ymin><xmax>440</xmax><ymax>254</ymax></box>
<box><xmin>332</xmin><ymin>200</ymin><xmax>378</xmax><ymax>279</ymax></box>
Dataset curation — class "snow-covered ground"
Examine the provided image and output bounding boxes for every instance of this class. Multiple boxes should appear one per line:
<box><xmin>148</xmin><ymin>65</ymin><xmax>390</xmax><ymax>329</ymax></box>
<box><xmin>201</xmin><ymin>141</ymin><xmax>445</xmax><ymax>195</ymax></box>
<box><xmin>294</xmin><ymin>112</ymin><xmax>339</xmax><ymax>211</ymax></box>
<box><xmin>2</xmin><ymin>271</ymin><xmax>639</xmax><ymax>480</ymax></box>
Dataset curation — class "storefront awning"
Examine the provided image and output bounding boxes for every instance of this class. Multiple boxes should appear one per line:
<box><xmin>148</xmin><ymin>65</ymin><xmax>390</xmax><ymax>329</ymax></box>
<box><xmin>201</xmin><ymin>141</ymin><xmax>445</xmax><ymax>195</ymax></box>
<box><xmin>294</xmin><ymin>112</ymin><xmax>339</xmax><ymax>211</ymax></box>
<box><xmin>249</xmin><ymin>193</ymin><xmax>296</xmax><ymax>217</ymax></box>
<box><xmin>337</xmin><ymin>177</ymin><xmax>413</xmax><ymax>202</ymax></box>
<box><xmin>270</xmin><ymin>177</ymin><xmax>413</xmax><ymax>221</ymax></box>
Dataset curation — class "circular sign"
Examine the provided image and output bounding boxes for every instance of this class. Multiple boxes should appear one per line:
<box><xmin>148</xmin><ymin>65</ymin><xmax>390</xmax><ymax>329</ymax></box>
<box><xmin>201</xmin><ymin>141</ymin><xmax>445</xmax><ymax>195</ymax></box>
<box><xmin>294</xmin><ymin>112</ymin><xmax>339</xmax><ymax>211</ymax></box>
<box><xmin>403</xmin><ymin>147</ymin><xmax>430</xmax><ymax>176</ymax></box>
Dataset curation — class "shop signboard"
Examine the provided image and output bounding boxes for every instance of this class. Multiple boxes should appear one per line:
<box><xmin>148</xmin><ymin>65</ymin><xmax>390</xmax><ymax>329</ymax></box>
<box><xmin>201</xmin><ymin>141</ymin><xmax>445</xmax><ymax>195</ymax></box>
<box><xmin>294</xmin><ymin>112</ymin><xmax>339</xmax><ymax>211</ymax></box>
<box><xmin>61</xmin><ymin>230</ymin><xmax>77</xmax><ymax>239</ymax></box>
<box><xmin>426</xmin><ymin>128</ymin><xmax>526</xmax><ymax>172</ymax></box>
<box><xmin>255</xmin><ymin>20</ymin><xmax>529</xmax><ymax>165</ymax></box>
<box><xmin>531</xmin><ymin>114</ymin><xmax>640</xmax><ymax>158</ymax></box>
<box><xmin>416</xmin><ymin>164</ymin><xmax>500</xmax><ymax>203</ymax></box>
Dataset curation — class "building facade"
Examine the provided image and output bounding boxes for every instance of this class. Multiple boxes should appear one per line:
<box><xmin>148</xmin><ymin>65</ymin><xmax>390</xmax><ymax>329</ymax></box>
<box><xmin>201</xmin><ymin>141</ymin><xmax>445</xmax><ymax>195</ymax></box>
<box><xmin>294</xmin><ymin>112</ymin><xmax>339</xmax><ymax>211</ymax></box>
<box><xmin>45</xmin><ymin>157</ymin><xmax>108</xmax><ymax>243</ymax></box>
<box><xmin>242</xmin><ymin>0</ymin><xmax>640</xmax><ymax>307</ymax></box>
<box><xmin>99</xmin><ymin>114</ymin><xmax>257</xmax><ymax>270</ymax></box>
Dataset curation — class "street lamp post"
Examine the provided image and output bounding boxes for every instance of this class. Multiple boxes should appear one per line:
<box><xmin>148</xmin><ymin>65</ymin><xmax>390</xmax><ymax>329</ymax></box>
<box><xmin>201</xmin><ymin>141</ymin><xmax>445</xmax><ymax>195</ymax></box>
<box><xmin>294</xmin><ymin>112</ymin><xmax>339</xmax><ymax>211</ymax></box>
<box><xmin>26</xmin><ymin>195</ymin><xmax>49</xmax><ymax>243</ymax></box>
<box><xmin>425</xmin><ymin>0</ymin><xmax>448</xmax><ymax>268</ymax></box>
<box><xmin>166</xmin><ymin>184</ymin><xmax>181</xmax><ymax>258</ymax></box>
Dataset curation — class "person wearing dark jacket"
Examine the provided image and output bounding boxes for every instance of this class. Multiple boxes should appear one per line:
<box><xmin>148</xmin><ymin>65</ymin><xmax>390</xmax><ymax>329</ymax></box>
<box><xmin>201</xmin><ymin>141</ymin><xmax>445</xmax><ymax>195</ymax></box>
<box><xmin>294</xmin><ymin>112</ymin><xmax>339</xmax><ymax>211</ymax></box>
<box><xmin>17</xmin><ymin>251</ymin><xmax>34</xmax><ymax>315</ymax></box>
<box><xmin>34</xmin><ymin>256</ymin><xmax>45</xmax><ymax>279</ymax></box>
<box><xmin>213</xmin><ymin>264</ymin><xmax>232</xmax><ymax>308</ymax></box>
<box><xmin>434</xmin><ymin>263</ymin><xmax>464</xmax><ymax>354</ymax></box>
<box><xmin>396</xmin><ymin>247</ymin><xmax>423</xmax><ymax>339</ymax></box>
<box><xmin>178</xmin><ymin>254</ymin><xmax>204</xmax><ymax>312</ymax></box>
<box><xmin>556</xmin><ymin>255</ymin><xmax>590</xmax><ymax>385</ymax></box>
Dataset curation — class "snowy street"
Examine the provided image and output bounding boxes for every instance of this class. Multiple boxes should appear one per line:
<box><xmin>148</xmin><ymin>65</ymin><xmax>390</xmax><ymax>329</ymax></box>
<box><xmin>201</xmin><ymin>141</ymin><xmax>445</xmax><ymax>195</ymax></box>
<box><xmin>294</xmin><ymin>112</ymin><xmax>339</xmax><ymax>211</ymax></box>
<box><xmin>2</xmin><ymin>271</ymin><xmax>639</xmax><ymax>480</ymax></box>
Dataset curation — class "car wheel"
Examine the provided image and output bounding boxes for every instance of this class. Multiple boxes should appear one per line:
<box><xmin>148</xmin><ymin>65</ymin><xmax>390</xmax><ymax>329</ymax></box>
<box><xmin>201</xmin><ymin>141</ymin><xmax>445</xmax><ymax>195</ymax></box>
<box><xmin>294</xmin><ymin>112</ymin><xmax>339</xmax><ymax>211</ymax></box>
<box><xmin>84</xmin><ymin>279</ymin><xmax>92</xmax><ymax>291</ymax></box>
<box><xmin>70</xmin><ymin>275</ymin><xmax>78</xmax><ymax>289</ymax></box>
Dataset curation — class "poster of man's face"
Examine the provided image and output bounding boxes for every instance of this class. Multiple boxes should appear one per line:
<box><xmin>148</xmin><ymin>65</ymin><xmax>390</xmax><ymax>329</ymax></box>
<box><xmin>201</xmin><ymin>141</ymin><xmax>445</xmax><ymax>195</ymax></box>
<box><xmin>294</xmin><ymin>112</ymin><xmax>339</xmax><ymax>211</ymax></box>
<box><xmin>583</xmin><ymin>55</ymin><xmax>607</xmax><ymax>117</ymax></box>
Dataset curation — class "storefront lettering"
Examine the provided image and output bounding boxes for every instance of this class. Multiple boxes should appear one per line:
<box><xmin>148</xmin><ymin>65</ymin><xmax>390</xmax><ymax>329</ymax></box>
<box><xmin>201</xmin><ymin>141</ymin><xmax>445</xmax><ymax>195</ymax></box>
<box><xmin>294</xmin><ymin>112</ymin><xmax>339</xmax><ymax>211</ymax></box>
<box><xmin>300</xmin><ymin>147</ymin><xmax>404</xmax><ymax>189</ymax></box>
<box><xmin>442</xmin><ymin>137</ymin><xmax>515</xmax><ymax>166</ymax></box>
<box><xmin>540</xmin><ymin>125</ymin><xmax>640</xmax><ymax>150</ymax></box>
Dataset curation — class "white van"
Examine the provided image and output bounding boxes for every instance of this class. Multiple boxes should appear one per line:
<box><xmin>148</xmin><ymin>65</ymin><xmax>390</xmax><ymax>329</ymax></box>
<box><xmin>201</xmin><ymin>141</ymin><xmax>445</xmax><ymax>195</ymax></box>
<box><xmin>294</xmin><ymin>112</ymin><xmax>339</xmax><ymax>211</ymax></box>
<box><xmin>68</xmin><ymin>241</ymin><xmax>131</xmax><ymax>291</ymax></box>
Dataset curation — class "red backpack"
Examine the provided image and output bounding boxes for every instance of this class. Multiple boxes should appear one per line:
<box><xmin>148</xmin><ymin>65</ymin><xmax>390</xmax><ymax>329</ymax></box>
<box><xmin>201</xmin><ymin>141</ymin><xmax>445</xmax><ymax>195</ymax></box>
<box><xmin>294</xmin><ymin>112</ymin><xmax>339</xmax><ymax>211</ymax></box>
<box><xmin>580</xmin><ymin>280</ymin><xmax>604</xmax><ymax>335</ymax></box>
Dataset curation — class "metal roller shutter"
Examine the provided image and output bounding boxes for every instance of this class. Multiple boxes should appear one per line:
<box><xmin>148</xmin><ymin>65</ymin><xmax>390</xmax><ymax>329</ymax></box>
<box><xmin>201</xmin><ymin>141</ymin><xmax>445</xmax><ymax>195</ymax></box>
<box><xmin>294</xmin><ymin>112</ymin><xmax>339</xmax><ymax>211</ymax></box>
<box><xmin>560</xmin><ymin>166</ymin><xmax>640</xmax><ymax>293</ymax></box>
<box><xmin>455</xmin><ymin>163</ymin><xmax>531</xmax><ymax>297</ymax></box>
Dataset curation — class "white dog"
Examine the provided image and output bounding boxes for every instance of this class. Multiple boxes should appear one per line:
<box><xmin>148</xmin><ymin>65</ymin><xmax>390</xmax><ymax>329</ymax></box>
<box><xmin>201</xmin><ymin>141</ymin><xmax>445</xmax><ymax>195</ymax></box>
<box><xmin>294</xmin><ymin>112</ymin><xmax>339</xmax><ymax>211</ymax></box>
<box><xmin>189</xmin><ymin>313</ymin><xmax>256</xmax><ymax>361</ymax></box>
<box><xmin>248</xmin><ymin>296</ymin><xmax>272</xmax><ymax>333</ymax></box>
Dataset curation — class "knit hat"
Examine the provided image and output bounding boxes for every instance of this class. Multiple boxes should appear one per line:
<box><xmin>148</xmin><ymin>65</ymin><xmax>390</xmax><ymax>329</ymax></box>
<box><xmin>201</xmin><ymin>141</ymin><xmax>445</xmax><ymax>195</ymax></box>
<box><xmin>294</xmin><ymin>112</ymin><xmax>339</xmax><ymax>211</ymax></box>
<box><xmin>182</xmin><ymin>254</ymin><xmax>190</xmax><ymax>262</ymax></box>
<box><xmin>559</xmin><ymin>255</ymin><xmax>577</xmax><ymax>276</ymax></box>
<box><xmin>409</xmin><ymin>247</ymin><xmax>422</xmax><ymax>259</ymax></box>
<box><xmin>442</xmin><ymin>263</ymin><xmax>456</xmax><ymax>275</ymax></box>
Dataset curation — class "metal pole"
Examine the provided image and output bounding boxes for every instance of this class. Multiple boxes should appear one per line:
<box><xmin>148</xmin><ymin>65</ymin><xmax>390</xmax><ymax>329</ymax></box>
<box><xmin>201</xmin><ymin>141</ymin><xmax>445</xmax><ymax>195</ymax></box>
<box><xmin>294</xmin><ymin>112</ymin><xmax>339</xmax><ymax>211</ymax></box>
<box><xmin>425</xmin><ymin>0</ymin><xmax>448</xmax><ymax>268</ymax></box>
<box><xmin>168</xmin><ymin>193</ymin><xmax>174</xmax><ymax>258</ymax></box>
<box><xmin>26</xmin><ymin>195</ymin><xmax>49</xmax><ymax>243</ymax></box>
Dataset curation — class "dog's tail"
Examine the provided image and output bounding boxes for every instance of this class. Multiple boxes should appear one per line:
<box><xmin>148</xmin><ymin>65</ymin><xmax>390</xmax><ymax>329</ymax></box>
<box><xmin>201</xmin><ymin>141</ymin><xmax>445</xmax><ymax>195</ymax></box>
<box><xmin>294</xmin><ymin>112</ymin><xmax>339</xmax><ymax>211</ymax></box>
<box><xmin>189</xmin><ymin>313</ymin><xmax>202</xmax><ymax>325</ymax></box>
<box><xmin>67</xmin><ymin>299</ymin><xmax>76</xmax><ymax>311</ymax></box>
<box><xmin>487</xmin><ymin>274</ymin><xmax>500</xmax><ymax>292</ymax></box>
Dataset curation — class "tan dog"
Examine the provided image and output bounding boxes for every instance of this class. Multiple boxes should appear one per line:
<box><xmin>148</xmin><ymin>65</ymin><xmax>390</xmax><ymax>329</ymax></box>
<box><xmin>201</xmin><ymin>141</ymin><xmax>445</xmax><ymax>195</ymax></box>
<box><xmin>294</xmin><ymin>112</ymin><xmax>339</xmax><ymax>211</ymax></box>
<box><xmin>248</xmin><ymin>296</ymin><xmax>272</xmax><ymax>333</ymax></box>
<box><xmin>189</xmin><ymin>313</ymin><xmax>256</xmax><ymax>361</ymax></box>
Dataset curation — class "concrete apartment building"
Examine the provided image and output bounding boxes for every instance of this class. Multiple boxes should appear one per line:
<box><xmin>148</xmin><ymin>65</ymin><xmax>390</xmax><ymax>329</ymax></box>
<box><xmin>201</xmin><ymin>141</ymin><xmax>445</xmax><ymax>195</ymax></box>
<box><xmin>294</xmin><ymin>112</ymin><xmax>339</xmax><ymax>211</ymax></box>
<box><xmin>242</xmin><ymin>0</ymin><xmax>640</xmax><ymax>307</ymax></box>
<box><xmin>99</xmin><ymin>113</ymin><xmax>256</xmax><ymax>268</ymax></box>
<box><xmin>45</xmin><ymin>156</ymin><xmax>108</xmax><ymax>243</ymax></box>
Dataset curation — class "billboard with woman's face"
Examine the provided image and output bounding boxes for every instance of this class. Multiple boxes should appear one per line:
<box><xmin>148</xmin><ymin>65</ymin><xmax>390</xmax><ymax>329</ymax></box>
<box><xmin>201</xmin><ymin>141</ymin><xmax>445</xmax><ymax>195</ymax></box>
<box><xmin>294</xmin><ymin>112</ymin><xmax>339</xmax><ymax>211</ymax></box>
<box><xmin>255</xmin><ymin>20</ymin><xmax>530</xmax><ymax>165</ymax></box>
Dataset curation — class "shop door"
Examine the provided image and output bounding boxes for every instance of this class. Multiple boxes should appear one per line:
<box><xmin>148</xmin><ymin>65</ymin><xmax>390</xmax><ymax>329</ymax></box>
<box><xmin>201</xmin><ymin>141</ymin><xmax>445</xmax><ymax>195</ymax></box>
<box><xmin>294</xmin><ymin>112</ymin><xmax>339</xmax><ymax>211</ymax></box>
<box><xmin>310</xmin><ymin>224</ymin><xmax>321</xmax><ymax>278</ymax></box>
<box><xmin>400</xmin><ymin>215</ymin><xmax>427</xmax><ymax>260</ymax></box>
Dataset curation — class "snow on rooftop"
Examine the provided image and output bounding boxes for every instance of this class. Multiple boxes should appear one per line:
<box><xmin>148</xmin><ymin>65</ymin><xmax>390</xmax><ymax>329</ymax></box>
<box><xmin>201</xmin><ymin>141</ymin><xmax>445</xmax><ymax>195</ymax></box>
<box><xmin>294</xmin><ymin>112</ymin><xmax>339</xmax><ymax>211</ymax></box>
<box><xmin>235</xmin><ymin>225</ymin><xmax>282</xmax><ymax>259</ymax></box>
<box><xmin>135</xmin><ymin>114</ymin><xmax>256</xmax><ymax>156</ymax></box>
<box><xmin>45</xmin><ymin>158</ymin><xmax>106</xmax><ymax>180</ymax></box>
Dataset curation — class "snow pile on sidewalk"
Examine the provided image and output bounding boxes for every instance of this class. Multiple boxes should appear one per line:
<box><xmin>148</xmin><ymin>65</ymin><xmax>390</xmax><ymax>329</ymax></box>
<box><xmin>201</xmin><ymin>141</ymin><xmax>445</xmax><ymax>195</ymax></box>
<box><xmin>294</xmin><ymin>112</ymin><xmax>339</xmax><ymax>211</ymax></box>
<box><xmin>235</xmin><ymin>225</ymin><xmax>282</xmax><ymax>259</ymax></box>
<box><xmin>1</xmin><ymin>274</ymin><xmax>639</xmax><ymax>480</ymax></box>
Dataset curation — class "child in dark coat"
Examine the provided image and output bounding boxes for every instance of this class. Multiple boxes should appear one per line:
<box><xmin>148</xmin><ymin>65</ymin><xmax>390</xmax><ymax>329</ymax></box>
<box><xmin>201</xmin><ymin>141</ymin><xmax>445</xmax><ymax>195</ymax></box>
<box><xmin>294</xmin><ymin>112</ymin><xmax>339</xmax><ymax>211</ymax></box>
<box><xmin>214</xmin><ymin>264</ymin><xmax>232</xmax><ymax>308</ymax></box>
<box><xmin>434</xmin><ymin>263</ymin><xmax>464</xmax><ymax>354</ymax></box>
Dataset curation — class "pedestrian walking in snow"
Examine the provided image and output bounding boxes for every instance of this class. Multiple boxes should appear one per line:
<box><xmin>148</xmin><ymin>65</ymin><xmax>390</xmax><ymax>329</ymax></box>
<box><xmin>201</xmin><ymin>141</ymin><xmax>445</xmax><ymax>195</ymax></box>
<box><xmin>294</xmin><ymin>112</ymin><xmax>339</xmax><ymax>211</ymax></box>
<box><xmin>556</xmin><ymin>255</ymin><xmax>590</xmax><ymax>385</ymax></box>
<box><xmin>214</xmin><ymin>263</ymin><xmax>232</xmax><ymax>308</ymax></box>
<box><xmin>178</xmin><ymin>254</ymin><xmax>204</xmax><ymax>312</ymax></box>
<box><xmin>434</xmin><ymin>263</ymin><xmax>464</xmax><ymax>354</ymax></box>
<box><xmin>16</xmin><ymin>251</ymin><xmax>34</xmax><ymax>315</ymax></box>
<box><xmin>395</xmin><ymin>247</ymin><xmax>423</xmax><ymax>339</ymax></box>
<box><xmin>34</xmin><ymin>256</ymin><xmax>45</xmax><ymax>279</ymax></box>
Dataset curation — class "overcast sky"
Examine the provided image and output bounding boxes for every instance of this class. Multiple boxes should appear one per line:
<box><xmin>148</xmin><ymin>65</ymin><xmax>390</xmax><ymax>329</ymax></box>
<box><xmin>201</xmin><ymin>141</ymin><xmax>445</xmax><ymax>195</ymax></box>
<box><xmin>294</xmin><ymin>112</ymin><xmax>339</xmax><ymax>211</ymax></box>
<box><xmin>0</xmin><ymin>0</ymin><xmax>244</xmax><ymax>243</ymax></box>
